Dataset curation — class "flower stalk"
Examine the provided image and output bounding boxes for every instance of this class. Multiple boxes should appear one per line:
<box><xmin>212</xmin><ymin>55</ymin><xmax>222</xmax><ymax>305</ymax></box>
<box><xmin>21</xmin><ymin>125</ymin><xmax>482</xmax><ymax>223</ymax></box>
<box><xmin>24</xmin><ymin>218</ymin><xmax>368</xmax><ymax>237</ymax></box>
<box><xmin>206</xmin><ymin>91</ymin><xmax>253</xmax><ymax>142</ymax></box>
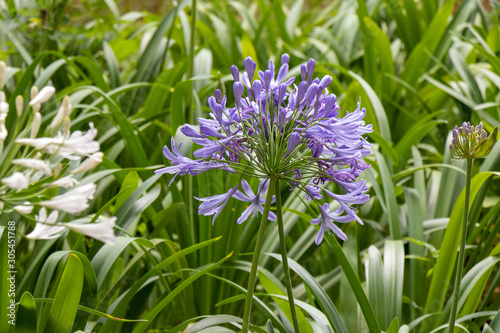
<box><xmin>447</xmin><ymin>122</ymin><xmax>497</xmax><ymax>332</ymax></box>
<box><xmin>275</xmin><ymin>178</ymin><xmax>300</xmax><ymax>332</ymax></box>
<box><xmin>241</xmin><ymin>175</ymin><xmax>277</xmax><ymax>333</ymax></box>
<box><xmin>447</xmin><ymin>158</ymin><xmax>472</xmax><ymax>333</ymax></box>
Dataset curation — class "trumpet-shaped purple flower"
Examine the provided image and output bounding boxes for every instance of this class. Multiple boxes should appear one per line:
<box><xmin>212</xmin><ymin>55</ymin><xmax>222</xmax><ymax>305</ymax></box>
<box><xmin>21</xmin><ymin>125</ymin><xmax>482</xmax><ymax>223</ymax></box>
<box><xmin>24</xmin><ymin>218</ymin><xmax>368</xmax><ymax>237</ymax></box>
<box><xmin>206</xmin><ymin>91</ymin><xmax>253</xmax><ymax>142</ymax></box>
<box><xmin>195</xmin><ymin>186</ymin><xmax>238</xmax><ymax>225</ymax></box>
<box><xmin>234</xmin><ymin>179</ymin><xmax>276</xmax><ymax>224</ymax></box>
<box><xmin>311</xmin><ymin>203</ymin><xmax>353</xmax><ymax>244</ymax></box>
<box><xmin>155</xmin><ymin>54</ymin><xmax>372</xmax><ymax>242</ymax></box>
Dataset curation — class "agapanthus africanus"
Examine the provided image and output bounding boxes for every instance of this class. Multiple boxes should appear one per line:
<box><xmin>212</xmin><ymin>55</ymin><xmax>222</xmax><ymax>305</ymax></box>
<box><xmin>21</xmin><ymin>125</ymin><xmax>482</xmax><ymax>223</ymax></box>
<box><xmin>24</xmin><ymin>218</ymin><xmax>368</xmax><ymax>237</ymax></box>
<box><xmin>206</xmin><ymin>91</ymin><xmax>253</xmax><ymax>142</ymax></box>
<box><xmin>156</xmin><ymin>54</ymin><xmax>372</xmax><ymax>332</ymax></box>
<box><xmin>156</xmin><ymin>54</ymin><xmax>372</xmax><ymax>244</ymax></box>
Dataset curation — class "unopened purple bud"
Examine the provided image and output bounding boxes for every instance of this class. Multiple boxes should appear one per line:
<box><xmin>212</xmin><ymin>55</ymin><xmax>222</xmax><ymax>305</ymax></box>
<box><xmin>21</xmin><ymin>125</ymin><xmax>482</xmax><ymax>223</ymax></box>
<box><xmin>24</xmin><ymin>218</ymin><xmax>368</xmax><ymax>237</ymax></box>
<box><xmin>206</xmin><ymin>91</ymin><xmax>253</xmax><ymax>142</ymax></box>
<box><xmin>278</xmin><ymin>84</ymin><xmax>287</xmax><ymax>105</ymax></box>
<box><xmin>215</xmin><ymin>89</ymin><xmax>223</xmax><ymax>103</ymax></box>
<box><xmin>465</xmin><ymin>128</ymin><xmax>470</xmax><ymax>136</ymax></box>
<box><xmin>244</xmin><ymin>56</ymin><xmax>256</xmax><ymax>80</ymax></box>
<box><xmin>480</xmin><ymin>131</ymin><xmax>487</xmax><ymax>141</ymax></box>
<box><xmin>281</xmin><ymin>53</ymin><xmax>290</xmax><ymax>65</ymax></box>
<box><xmin>285</xmin><ymin>132</ymin><xmax>301</xmax><ymax>158</ymax></box>
<box><xmin>278</xmin><ymin>107</ymin><xmax>287</xmax><ymax>130</ymax></box>
<box><xmin>208</xmin><ymin>96</ymin><xmax>218</xmax><ymax>112</ymax></box>
<box><xmin>181</xmin><ymin>124</ymin><xmax>205</xmax><ymax>138</ymax></box>
<box><xmin>276</xmin><ymin>64</ymin><xmax>289</xmax><ymax>83</ymax></box>
<box><xmin>233</xmin><ymin>82</ymin><xmax>244</xmax><ymax>107</ymax></box>
<box><xmin>452</xmin><ymin>138</ymin><xmax>457</xmax><ymax>147</ymax></box>
<box><xmin>307</xmin><ymin>58</ymin><xmax>316</xmax><ymax>84</ymax></box>
<box><xmin>300</xmin><ymin>64</ymin><xmax>307</xmax><ymax>81</ymax></box>
<box><xmin>252</xmin><ymin>80</ymin><xmax>262</xmax><ymax>101</ymax></box>
<box><xmin>302</xmin><ymin>83</ymin><xmax>319</xmax><ymax>105</ymax></box>
<box><xmin>312</xmin><ymin>78</ymin><xmax>320</xmax><ymax>85</ymax></box>
<box><xmin>452</xmin><ymin>128</ymin><xmax>458</xmax><ymax>139</ymax></box>
<box><xmin>319</xmin><ymin>75</ymin><xmax>332</xmax><ymax>90</ymax></box>
<box><xmin>200</xmin><ymin>123</ymin><xmax>225</xmax><ymax>138</ymax></box>
<box><xmin>268</xmin><ymin>61</ymin><xmax>275</xmax><ymax>76</ymax></box>
<box><xmin>230</xmin><ymin>65</ymin><xmax>240</xmax><ymax>81</ymax></box>
<box><xmin>477</xmin><ymin>122</ymin><xmax>483</xmax><ymax>132</ymax></box>
<box><xmin>296</xmin><ymin>81</ymin><xmax>308</xmax><ymax>104</ymax></box>
<box><xmin>263</xmin><ymin>70</ymin><xmax>272</xmax><ymax>90</ymax></box>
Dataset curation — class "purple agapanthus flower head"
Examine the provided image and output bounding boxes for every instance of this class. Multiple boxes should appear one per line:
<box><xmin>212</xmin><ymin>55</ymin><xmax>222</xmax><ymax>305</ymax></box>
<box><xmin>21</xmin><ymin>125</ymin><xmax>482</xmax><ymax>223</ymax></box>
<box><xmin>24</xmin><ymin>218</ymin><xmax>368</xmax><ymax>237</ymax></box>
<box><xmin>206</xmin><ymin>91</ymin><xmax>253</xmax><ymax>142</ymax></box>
<box><xmin>156</xmin><ymin>55</ymin><xmax>373</xmax><ymax>243</ymax></box>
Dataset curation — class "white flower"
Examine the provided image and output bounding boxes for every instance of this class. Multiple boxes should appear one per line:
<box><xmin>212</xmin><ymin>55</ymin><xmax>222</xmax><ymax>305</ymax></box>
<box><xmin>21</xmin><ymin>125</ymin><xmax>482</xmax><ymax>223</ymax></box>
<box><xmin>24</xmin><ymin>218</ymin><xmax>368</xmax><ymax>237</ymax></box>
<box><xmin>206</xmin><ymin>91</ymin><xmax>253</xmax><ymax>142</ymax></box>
<box><xmin>48</xmin><ymin>175</ymin><xmax>80</xmax><ymax>188</ymax></box>
<box><xmin>14</xmin><ymin>202</ymin><xmax>34</xmax><ymax>214</ymax></box>
<box><xmin>2</xmin><ymin>172</ymin><xmax>29</xmax><ymax>190</ymax></box>
<box><xmin>39</xmin><ymin>183</ymin><xmax>96</xmax><ymax>214</ymax></box>
<box><xmin>0</xmin><ymin>101</ymin><xmax>8</xmax><ymax>114</ymax></box>
<box><xmin>0</xmin><ymin>123</ymin><xmax>6</xmax><ymax>141</ymax></box>
<box><xmin>12</xmin><ymin>158</ymin><xmax>51</xmax><ymax>175</ymax></box>
<box><xmin>16</xmin><ymin>123</ymin><xmax>100</xmax><ymax>160</ymax></box>
<box><xmin>71</xmin><ymin>152</ymin><xmax>103</xmax><ymax>174</ymax></box>
<box><xmin>26</xmin><ymin>208</ymin><xmax>65</xmax><ymax>240</ymax></box>
<box><xmin>65</xmin><ymin>217</ymin><xmax>116</xmax><ymax>244</ymax></box>
<box><xmin>29</xmin><ymin>86</ymin><xmax>55</xmax><ymax>106</ymax></box>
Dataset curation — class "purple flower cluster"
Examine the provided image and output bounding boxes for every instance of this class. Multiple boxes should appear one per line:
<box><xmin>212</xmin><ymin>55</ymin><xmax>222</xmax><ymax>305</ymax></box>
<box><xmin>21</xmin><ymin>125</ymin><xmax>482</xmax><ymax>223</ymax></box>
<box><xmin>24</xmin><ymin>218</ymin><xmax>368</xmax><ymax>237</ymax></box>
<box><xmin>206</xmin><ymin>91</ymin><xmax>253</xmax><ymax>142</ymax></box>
<box><xmin>156</xmin><ymin>55</ymin><xmax>373</xmax><ymax>244</ymax></box>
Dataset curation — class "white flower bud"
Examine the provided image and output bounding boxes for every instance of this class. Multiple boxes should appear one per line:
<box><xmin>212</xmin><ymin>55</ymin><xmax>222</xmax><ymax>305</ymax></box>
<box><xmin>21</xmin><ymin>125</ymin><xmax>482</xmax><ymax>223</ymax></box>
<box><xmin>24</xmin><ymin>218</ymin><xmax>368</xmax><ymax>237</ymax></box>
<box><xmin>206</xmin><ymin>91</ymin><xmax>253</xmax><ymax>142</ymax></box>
<box><xmin>14</xmin><ymin>202</ymin><xmax>34</xmax><ymax>214</ymax></box>
<box><xmin>31</xmin><ymin>112</ymin><xmax>41</xmax><ymax>138</ymax></box>
<box><xmin>12</xmin><ymin>158</ymin><xmax>51</xmax><ymax>175</ymax></box>
<box><xmin>1</xmin><ymin>172</ymin><xmax>29</xmax><ymax>190</ymax></box>
<box><xmin>39</xmin><ymin>183</ymin><xmax>96</xmax><ymax>215</ymax></box>
<box><xmin>65</xmin><ymin>217</ymin><xmax>116</xmax><ymax>244</ymax></box>
<box><xmin>71</xmin><ymin>152</ymin><xmax>103</xmax><ymax>174</ymax></box>
<box><xmin>0</xmin><ymin>91</ymin><xmax>5</xmax><ymax>103</ymax></box>
<box><xmin>49</xmin><ymin>95</ymin><xmax>71</xmax><ymax>129</ymax></box>
<box><xmin>48</xmin><ymin>175</ymin><xmax>80</xmax><ymax>188</ymax></box>
<box><xmin>30</xmin><ymin>86</ymin><xmax>38</xmax><ymax>100</ymax></box>
<box><xmin>16</xmin><ymin>95</ymin><xmax>24</xmax><ymax>117</ymax></box>
<box><xmin>29</xmin><ymin>86</ymin><xmax>55</xmax><ymax>106</ymax></box>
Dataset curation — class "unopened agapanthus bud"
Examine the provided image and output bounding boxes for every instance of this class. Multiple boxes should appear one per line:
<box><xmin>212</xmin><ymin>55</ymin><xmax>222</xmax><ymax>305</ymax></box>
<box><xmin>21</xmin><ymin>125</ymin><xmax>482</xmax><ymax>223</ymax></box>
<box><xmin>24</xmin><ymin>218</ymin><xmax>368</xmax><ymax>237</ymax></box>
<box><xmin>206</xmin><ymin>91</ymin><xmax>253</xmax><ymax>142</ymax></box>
<box><xmin>306</xmin><ymin>59</ymin><xmax>316</xmax><ymax>84</ymax></box>
<box><xmin>450</xmin><ymin>122</ymin><xmax>497</xmax><ymax>159</ymax></box>
<box><xmin>302</xmin><ymin>83</ymin><xmax>319</xmax><ymax>106</ymax></box>
<box><xmin>300</xmin><ymin>64</ymin><xmax>307</xmax><ymax>81</ymax></box>
<box><xmin>285</xmin><ymin>132</ymin><xmax>301</xmax><ymax>158</ymax></box>
<box><xmin>14</xmin><ymin>202</ymin><xmax>34</xmax><ymax>214</ymax></box>
<box><xmin>71</xmin><ymin>152</ymin><xmax>103</xmax><ymax>174</ymax></box>
<box><xmin>281</xmin><ymin>53</ymin><xmax>289</xmax><ymax>65</ymax></box>
<box><xmin>263</xmin><ymin>70</ymin><xmax>272</xmax><ymax>90</ymax></box>
<box><xmin>296</xmin><ymin>81</ymin><xmax>308</xmax><ymax>104</ymax></box>
<box><xmin>319</xmin><ymin>75</ymin><xmax>333</xmax><ymax>90</ymax></box>
<box><xmin>233</xmin><ymin>82</ymin><xmax>244</xmax><ymax>107</ymax></box>
<box><xmin>31</xmin><ymin>112</ymin><xmax>41</xmax><ymax>138</ymax></box>
<box><xmin>252</xmin><ymin>80</ymin><xmax>262</xmax><ymax>101</ymax></box>
<box><xmin>215</xmin><ymin>89</ymin><xmax>223</xmax><ymax>103</ymax></box>
<box><xmin>30</xmin><ymin>86</ymin><xmax>39</xmax><ymax>100</ymax></box>
<box><xmin>244</xmin><ymin>57</ymin><xmax>256</xmax><ymax>81</ymax></box>
<box><xmin>2</xmin><ymin>172</ymin><xmax>29</xmax><ymax>190</ymax></box>
<box><xmin>0</xmin><ymin>61</ymin><xmax>6</xmax><ymax>89</ymax></box>
<box><xmin>16</xmin><ymin>95</ymin><xmax>24</xmax><ymax>117</ymax></box>
<box><xmin>0</xmin><ymin>91</ymin><xmax>5</xmax><ymax>103</ymax></box>
<box><xmin>230</xmin><ymin>65</ymin><xmax>239</xmax><ymax>81</ymax></box>
<box><xmin>50</xmin><ymin>95</ymin><xmax>71</xmax><ymax>128</ymax></box>
<box><xmin>29</xmin><ymin>86</ymin><xmax>55</xmax><ymax>106</ymax></box>
<box><xmin>63</xmin><ymin>117</ymin><xmax>71</xmax><ymax>137</ymax></box>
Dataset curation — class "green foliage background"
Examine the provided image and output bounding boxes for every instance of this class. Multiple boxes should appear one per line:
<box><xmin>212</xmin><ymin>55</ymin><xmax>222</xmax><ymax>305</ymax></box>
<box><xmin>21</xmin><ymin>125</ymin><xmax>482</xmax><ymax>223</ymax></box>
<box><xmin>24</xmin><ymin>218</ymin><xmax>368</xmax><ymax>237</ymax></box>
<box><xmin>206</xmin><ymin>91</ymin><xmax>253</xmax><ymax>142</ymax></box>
<box><xmin>0</xmin><ymin>0</ymin><xmax>499</xmax><ymax>332</ymax></box>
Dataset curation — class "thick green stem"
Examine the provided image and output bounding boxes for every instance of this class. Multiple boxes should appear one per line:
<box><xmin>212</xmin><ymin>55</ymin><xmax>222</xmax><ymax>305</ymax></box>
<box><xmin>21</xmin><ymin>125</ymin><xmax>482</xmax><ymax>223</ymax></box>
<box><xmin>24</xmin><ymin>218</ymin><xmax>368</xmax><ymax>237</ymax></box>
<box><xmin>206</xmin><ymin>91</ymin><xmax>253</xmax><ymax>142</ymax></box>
<box><xmin>241</xmin><ymin>176</ymin><xmax>277</xmax><ymax>333</ymax></box>
<box><xmin>275</xmin><ymin>179</ymin><xmax>301</xmax><ymax>332</ymax></box>
<box><xmin>448</xmin><ymin>158</ymin><xmax>473</xmax><ymax>332</ymax></box>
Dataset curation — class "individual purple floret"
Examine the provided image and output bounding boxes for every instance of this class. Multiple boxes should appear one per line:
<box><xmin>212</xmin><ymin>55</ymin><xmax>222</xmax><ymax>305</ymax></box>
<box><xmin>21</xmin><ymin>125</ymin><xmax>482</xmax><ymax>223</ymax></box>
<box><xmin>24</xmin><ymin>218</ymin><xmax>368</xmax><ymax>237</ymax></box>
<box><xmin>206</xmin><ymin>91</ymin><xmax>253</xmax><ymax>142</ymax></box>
<box><xmin>156</xmin><ymin>54</ymin><xmax>373</xmax><ymax>243</ymax></box>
